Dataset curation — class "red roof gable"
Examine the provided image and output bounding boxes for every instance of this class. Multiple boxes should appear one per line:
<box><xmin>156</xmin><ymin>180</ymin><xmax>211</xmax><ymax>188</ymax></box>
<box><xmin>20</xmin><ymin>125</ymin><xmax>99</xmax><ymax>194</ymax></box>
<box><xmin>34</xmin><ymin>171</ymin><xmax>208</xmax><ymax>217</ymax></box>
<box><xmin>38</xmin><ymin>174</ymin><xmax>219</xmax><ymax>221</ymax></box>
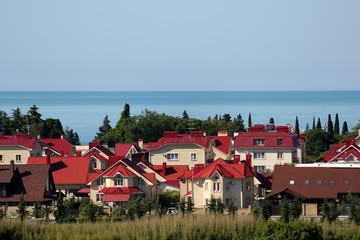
<box><xmin>233</xmin><ymin>131</ymin><xmax>299</xmax><ymax>148</ymax></box>
<box><xmin>98</xmin><ymin>187</ymin><xmax>142</xmax><ymax>194</ymax></box>
<box><xmin>104</xmin><ymin>164</ymin><xmax>135</xmax><ymax>177</ymax></box>
<box><xmin>43</xmin><ymin>138</ymin><xmax>74</xmax><ymax>156</ymax></box>
<box><xmin>83</xmin><ymin>145</ymin><xmax>115</xmax><ymax>158</ymax></box>
<box><xmin>114</xmin><ymin>143</ymin><xmax>140</xmax><ymax>158</ymax></box>
<box><xmin>28</xmin><ymin>156</ymin><xmax>91</xmax><ymax>185</ymax></box>
<box><xmin>0</xmin><ymin>134</ymin><xmax>39</xmax><ymax>149</ymax></box>
<box><xmin>210</xmin><ymin>136</ymin><xmax>231</xmax><ymax>154</ymax></box>
<box><xmin>150</xmin><ymin>164</ymin><xmax>189</xmax><ymax>181</ymax></box>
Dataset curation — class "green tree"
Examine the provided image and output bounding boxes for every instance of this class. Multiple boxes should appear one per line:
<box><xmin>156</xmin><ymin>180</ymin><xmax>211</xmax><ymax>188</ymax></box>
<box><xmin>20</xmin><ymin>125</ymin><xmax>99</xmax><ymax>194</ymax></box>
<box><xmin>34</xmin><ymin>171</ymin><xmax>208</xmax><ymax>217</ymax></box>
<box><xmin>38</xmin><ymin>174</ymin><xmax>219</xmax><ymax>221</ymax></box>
<box><xmin>10</xmin><ymin>108</ymin><xmax>26</xmax><ymax>133</ymax></box>
<box><xmin>26</xmin><ymin>105</ymin><xmax>42</xmax><ymax>125</ymax></box>
<box><xmin>41</xmin><ymin>205</ymin><xmax>52</xmax><ymax>222</ymax></box>
<box><xmin>64</xmin><ymin>127</ymin><xmax>80</xmax><ymax>145</ymax></box>
<box><xmin>54</xmin><ymin>193</ymin><xmax>66</xmax><ymax>223</ymax></box>
<box><xmin>289</xmin><ymin>197</ymin><xmax>302</xmax><ymax>220</ymax></box>
<box><xmin>42</xmin><ymin>118</ymin><xmax>64</xmax><ymax>139</ymax></box>
<box><xmin>215</xmin><ymin>199</ymin><xmax>224</xmax><ymax>214</ymax></box>
<box><xmin>208</xmin><ymin>196</ymin><xmax>217</xmax><ymax>213</ymax></box>
<box><xmin>233</xmin><ymin>114</ymin><xmax>245</xmax><ymax>133</ymax></box>
<box><xmin>252</xmin><ymin>201</ymin><xmax>261</xmax><ymax>219</ymax></box>
<box><xmin>316</xmin><ymin>118</ymin><xmax>322</xmax><ymax>129</ymax></box>
<box><xmin>126</xmin><ymin>205</ymin><xmax>135</xmax><ymax>220</ymax></box>
<box><xmin>32</xmin><ymin>202</ymin><xmax>42</xmax><ymax>218</ymax></box>
<box><xmin>134</xmin><ymin>197</ymin><xmax>146</xmax><ymax>219</ymax></box>
<box><xmin>248</xmin><ymin>113</ymin><xmax>252</xmax><ymax>128</ymax></box>
<box><xmin>328</xmin><ymin>114</ymin><xmax>333</xmax><ymax>140</ymax></box>
<box><xmin>305</xmin><ymin>123</ymin><xmax>310</xmax><ymax>133</ymax></box>
<box><xmin>342</xmin><ymin>121</ymin><xmax>349</xmax><ymax>135</ymax></box>
<box><xmin>322</xmin><ymin>199</ymin><xmax>341</xmax><ymax>223</ymax></box>
<box><xmin>261</xmin><ymin>199</ymin><xmax>272</xmax><ymax>221</ymax></box>
<box><xmin>96</xmin><ymin>115</ymin><xmax>112</xmax><ymax>140</ymax></box>
<box><xmin>227</xmin><ymin>200</ymin><xmax>238</xmax><ymax>217</ymax></box>
<box><xmin>349</xmin><ymin>204</ymin><xmax>360</xmax><ymax>224</ymax></box>
<box><xmin>306</xmin><ymin>129</ymin><xmax>330</xmax><ymax>161</ymax></box>
<box><xmin>295</xmin><ymin>116</ymin><xmax>300</xmax><ymax>137</ymax></box>
<box><xmin>223</xmin><ymin>113</ymin><xmax>231</xmax><ymax>123</ymax></box>
<box><xmin>0</xmin><ymin>204</ymin><xmax>5</xmax><ymax>220</ymax></box>
<box><xmin>79</xmin><ymin>202</ymin><xmax>102</xmax><ymax>222</ymax></box>
<box><xmin>0</xmin><ymin>111</ymin><xmax>11</xmax><ymax>134</ymax></box>
<box><xmin>111</xmin><ymin>206</ymin><xmax>126</xmax><ymax>222</ymax></box>
<box><xmin>17</xmin><ymin>193</ymin><xmax>28</xmax><ymax>221</ymax></box>
<box><xmin>185</xmin><ymin>198</ymin><xmax>193</xmax><ymax>214</ymax></box>
<box><xmin>280</xmin><ymin>198</ymin><xmax>290</xmax><ymax>223</ymax></box>
<box><xmin>141</xmin><ymin>197</ymin><xmax>153</xmax><ymax>215</ymax></box>
<box><xmin>312</xmin><ymin>116</ymin><xmax>316</xmax><ymax>130</ymax></box>
<box><xmin>182</xmin><ymin>110</ymin><xmax>189</xmax><ymax>120</ymax></box>
<box><xmin>154</xmin><ymin>198</ymin><xmax>162</xmax><ymax>217</ymax></box>
<box><xmin>334</xmin><ymin>113</ymin><xmax>340</xmax><ymax>136</ymax></box>
<box><xmin>178</xmin><ymin>198</ymin><xmax>186</xmax><ymax>217</ymax></box>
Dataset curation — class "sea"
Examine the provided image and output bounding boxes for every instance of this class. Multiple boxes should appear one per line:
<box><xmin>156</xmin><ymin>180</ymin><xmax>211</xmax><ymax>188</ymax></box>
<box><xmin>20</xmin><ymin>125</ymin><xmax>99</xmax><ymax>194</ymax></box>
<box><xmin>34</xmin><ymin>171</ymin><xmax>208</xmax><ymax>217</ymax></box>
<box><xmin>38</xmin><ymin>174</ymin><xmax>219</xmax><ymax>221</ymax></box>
<box><xmin>0</xmin><ymin>91</ymin><xmax>359</xmax><ymax>145</ymax></box>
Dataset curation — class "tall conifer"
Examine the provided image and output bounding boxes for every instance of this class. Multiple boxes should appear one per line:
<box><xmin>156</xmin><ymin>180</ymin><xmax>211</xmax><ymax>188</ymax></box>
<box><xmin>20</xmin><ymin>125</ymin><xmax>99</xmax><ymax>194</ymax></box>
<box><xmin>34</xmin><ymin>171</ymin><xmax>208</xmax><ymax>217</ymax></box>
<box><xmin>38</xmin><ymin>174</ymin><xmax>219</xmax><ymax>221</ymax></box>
<box><xmin>328</xmin><ymin>114</ymin><xmax>333</xmax><ymax>139</ymax></box>
<box><xmin>334</xmin><ymin>113</ymin><xmax>340</xmax><ymax>135</ymax></box>
<box><xmin>316</xmin><ymin>118</ymin><xmax>321</xmax><ymax>129</ymax></box>
<box><xmin>295</xmin><ymin>116</ymin><xmax>300</xmax><ymax>136</ymax></box>
<box><xmin>248</xmin><ymin>113</ymin><xmax>252</xmax><ymax>128</ymax></box>
<box><xmin>342</xmin><ymin>121</ymin><xmax>349</xmax><ymax>135</ymax></box>
<box><xmin>312</xmin><ymin>116</ymin><xmax>316</xmax><ymax>130</ymax></box>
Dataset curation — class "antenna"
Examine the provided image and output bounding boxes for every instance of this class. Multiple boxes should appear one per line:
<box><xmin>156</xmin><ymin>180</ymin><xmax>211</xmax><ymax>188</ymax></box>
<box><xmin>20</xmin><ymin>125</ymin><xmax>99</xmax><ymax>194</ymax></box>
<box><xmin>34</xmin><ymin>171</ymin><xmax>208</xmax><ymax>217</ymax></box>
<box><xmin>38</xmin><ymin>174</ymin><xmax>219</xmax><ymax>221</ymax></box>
<box><xmin>187</xmin><ymin>119</ymin><xmax>196</xmax><ymax>134</ymax></box>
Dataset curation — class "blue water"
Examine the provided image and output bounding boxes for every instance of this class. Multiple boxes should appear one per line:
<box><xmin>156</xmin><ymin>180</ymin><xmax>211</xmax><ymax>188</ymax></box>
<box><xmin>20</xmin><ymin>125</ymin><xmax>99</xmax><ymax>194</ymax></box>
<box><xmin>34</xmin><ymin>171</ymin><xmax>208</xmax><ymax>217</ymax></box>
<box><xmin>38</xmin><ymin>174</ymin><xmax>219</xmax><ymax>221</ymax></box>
<box><xmin>0</xmin><ymin>91</ymin><xmax>359</xmax><ymax>144</ymax></box>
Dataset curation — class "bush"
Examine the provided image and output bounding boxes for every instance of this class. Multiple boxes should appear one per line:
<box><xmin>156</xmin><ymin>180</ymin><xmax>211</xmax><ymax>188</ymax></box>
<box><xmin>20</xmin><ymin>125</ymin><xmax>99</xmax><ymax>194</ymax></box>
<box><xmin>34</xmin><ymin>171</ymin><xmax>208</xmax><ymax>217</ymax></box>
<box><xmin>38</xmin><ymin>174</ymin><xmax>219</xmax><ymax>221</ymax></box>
<box><xmin>111</xmin><ymin>206</ymin><xmax>126</xmax><ymax>222</ymax></box>
<box><xmin>63</xmin><ymin>215</ymin><xmax>77</xmax><ymax>223</ymax></box>
<box><xmin>79</xmin><ymin>202</ymin><xmax>102</xmax><ymax>222</ymax></box>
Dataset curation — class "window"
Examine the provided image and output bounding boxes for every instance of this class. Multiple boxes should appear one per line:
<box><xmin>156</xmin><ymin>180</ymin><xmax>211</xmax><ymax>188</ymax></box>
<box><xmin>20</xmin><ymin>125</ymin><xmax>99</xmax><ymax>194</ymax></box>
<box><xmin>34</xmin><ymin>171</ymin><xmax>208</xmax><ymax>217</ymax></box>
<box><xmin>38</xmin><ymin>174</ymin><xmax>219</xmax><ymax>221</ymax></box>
<box><xmin>254</xmin><ymin>152</ymin><xmax>265</xmax><ymax>159</ymax></box>
<box><xmin>66</xmin><ymin>190</ymin><xmax>71</xmax><ymax>197</ymax></box>
<box><xmin>277</xmin><ymin>139</ymin><xmax>283</xmax><ymax>146</ymax></box>
<box><xmin>213</xmin><ymin>182</ymin><xmax>220</xmax><ymax>192</ymax></box>
<box><xmin>191</xmin><ymin>153</ymin><xmax>197</xmax><ymax>161</ymax></box>
<box><xmin>254</xmin><ymin>166</ymin><xmax>265</xmax><ymax>173</ymax></box>
<box><xmin>316</xmin><ymin>180</ymin><xmax>322</xmax><ymax>185</ymax></box>
<box><xmin>289</xmin><ymin>180</ymin><xmax>295</xmax><ymax>185</ymax></box>
<box><xmin>115</xmin><ymin>176</ymin><xmax>123</xmax><ymax>186</ymax></box>
<box><xmin>91</xmin><ymin>159</ymin><xmax>97</xmax><ymax>169</ymax></box>
<box><xmin>0</xmin><ymin>155</ymin><xmax>3</xmax><ymax>162</ymax></box>
<box><xmin>96</xmin><ymin>178</ymin><xmax>103</xmax><ymax>186</ymax></box>
<box><xmin>137</xmin><ymin>177</ymin><xmax>145</xmax><ymax>186</ymax></box>
<box><xmin>167</xmin><ymin>153</ymin><xmax>179</xmax><ymax>161</ymax></box>
<box><xmin>329</xmin><ymin>180</ymin><xmax>335</xmax><ymax>185</ymax></box>
<box><xmin>253</xmin><ymin>139</ymin><xmax>265</xmax><ymax>146</ymax></box>
<box><xmin>304</xmin><ymin>180</ymin><xmax>310</xmax><ymax>185</ymax></box>
<box><xmin>16</xmin><ymin>154</ymin><xmax>22</xmax><ymax>162</ymax></box>
<box><xmin>344</xmin><ymin>180</ymin><xmax>349</xmax><ymax>185</ymax></box>
<box><xmin>205</xmin><ymin>182</ymin><xmax>208</xmax><ymax>191</ymax></box>
<box><xmin>225</xmin><ymin>182</ymin><xmax>229</xmax><ymax>191</ymax></box>
<box><xmin>96</xmin><ymin>193</ymin><xmax>104</xmax><ymax>202</ymax></box>
<box><xmin>246</xmin><ymin>182</ymin><xmax>251</xmax><ymax>191</ymax></box>
<box><xmin>277</xmin><ymin>152</ymin><xmax>283</xmax><ymax>160</ymax></box>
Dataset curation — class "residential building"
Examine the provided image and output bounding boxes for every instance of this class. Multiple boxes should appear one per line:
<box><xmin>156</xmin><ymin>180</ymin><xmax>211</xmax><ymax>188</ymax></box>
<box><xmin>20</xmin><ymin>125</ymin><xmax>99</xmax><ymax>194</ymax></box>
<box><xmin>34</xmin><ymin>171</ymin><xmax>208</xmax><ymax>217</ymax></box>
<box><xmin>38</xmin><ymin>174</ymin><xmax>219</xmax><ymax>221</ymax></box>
<box><xmin>143</xmin><ymin>131</ymin><xmax>216</xmax><ymax>168</ymax></box>
<box><xmin>210</xmin><ymin>131</ymin><xmax>233</xmax><ymax>161</ymax></box>
<box><xmin>179</xmin><ymin>157</ymin><xmax>255</xmax><ymax>209</ymax></box>
<box><xmin>233</xmin><ymin>125</ymin><xmax>305</xmax><ymax>172</ymax></box>
<box><xmin>0</xmin><ymin>160</ymin><xmax>56</xmax><ymax>216</ymax></box>
<box><xmin>42</xmin><ymin>137</ymin><xmax>76</xmax><ymax>157</ymax></box>
<box><xmin>83</xmin><ymin>142</ymin><xmax>116</xmax><ymax>170</ymax></box>
<box><xmin>88</xmin><ymin>158</ymin><xmax>157</xmax><ymax>207</ymax></box>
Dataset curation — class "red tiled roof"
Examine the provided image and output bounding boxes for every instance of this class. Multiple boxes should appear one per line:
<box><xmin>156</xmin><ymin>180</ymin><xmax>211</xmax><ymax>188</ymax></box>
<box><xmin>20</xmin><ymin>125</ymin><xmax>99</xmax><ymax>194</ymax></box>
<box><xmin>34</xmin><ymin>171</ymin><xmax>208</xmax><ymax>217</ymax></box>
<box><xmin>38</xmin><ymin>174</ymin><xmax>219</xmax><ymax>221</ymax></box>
<box><xmin>115</xmin><ymin>143</ymin><xmax>138</xmax><ymax>158</ymax></box>
<box><xmin>144</xmin><ymin>132</ymin><xmax>212</xmax><ymax>150</ymax></box>
<box><xmin>0</xmin><ymin>164</ymin><xmax>55</xmax><ymax>203</ymax></box>
<box><xmin>0</xmin><ymin>134</ymin><xmax>38</xmax><ymax>149</ymax></box>
<box><xmin>28</xmin><ymin>156</ymin><xmax>91</xmax><ymax>185</ymax></box>
<box><xmin>98</xmin><ymin>187</ymin><xmax>142</xmax><ymax>194</ymax></box>
<box><xmin>143</xmin><ymin>173</ymin><xmax>155</xmax><ymax>183</ymax></box>
<box><xmin>102</xmin><ymin>194</ymin><xmax>130</xmax><ymax>202</ymax></box>
<box><xmin>83</xmin><ymin>146</ymin><xmax>115</xmax><ymax>158</ymax></box>
<box><xmin>88</xmin><ymin>152</ymin><xmax>107</xmax><ymax>161</ymax></box>
<box><xmin>233</xmin><ymin>131</ymin><xmax>299</xmax><ymax>148</ymax></box>
<box><xmin>210</xmin><ymin>136</ymin><xmax>231</xmax><ymax>154</ymax></box>
<box><xmin>151</xmin><ymin>164</ymin><xmax>189</xmax><ymax>181</ymax></box>
<box><xmin>161</xmin><ymin>180</ymin><xmax>180</xmax><ymax>188</ymax></box>
<box><xmin>42</xmin><ymin>138</ymin><xmax>74</xmax><ymax>156</ymax></box>
<box><xmin>270</xmin><ymin>165</ymin><xmax>360</xmax><ymax>199</ymax></box>
<box><xmin>104</xmin><ymin>164</ymin><xmax>136</xmax><ymax>177</ymax></box>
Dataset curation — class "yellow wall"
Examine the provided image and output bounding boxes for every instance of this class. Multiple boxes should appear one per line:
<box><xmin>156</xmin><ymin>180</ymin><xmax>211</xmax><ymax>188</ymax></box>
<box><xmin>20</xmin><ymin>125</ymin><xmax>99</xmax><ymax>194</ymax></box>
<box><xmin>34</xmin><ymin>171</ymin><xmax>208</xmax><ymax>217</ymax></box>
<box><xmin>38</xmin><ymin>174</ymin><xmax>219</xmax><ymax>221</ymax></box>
<box><xmin>0</xmin><ymin>142</ymin><xmax>43</xmax><ymax>165</ymax></box>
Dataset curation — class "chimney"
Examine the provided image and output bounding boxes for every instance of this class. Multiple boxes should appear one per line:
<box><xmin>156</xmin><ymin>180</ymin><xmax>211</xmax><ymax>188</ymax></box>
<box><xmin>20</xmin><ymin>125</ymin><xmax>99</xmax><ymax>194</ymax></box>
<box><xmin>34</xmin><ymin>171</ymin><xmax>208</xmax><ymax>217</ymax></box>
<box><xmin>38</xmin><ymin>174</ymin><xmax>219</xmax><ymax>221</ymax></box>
<box><xmin>60</xmin><ymin>151</ymin><xmax>64</xmax><ymax>157</ymax></box>
<box><xmin>46</xmin><ymin>153</ymin><xmax>50</xmax><ymax>164</ymax></box>
<box><xmin>37</xmin><ymin>134</ymin><xmax>40</xmax><ymax>139</ymax></box>
<box><xmin>138</xmin><ymin>139</ymin><xmax>143</xmax><ymax>149</ymax></box>
<box><xmin>217</xmin><ymin>130</ymin><xmax>228</xmax><ymax>136</ymax></box>
<box><xmin>76</xmin><ymin>151</ymin><xmax>82</xmax><ymax>157</ymax></box>
<box><xmin>10</xmin><ymin>160</ymin><xmax>15</xmax><ymax>174</ymax></box>
<box><xmin>89</xmin><ymin>141</ymin><xmax>101</xmax><ymax>149</ymax></box>
<box><xmin>246</xmin><ymin>154</ymin><xmax>252</xmax><ymax>168</ymax></box>
<box><xmin>162</xmin><ymin>162</ymin><xmax>167</xmax><ymax>175</ymax></box>
<box><xmin>61</xmin><ymin>134</ymin><xmax>64</xmax><ymax>139</ymax></box>
<box><xmin>234</xmin><ymin>155</ymin><xmax>240</xmax><ymax>164</ymax></box>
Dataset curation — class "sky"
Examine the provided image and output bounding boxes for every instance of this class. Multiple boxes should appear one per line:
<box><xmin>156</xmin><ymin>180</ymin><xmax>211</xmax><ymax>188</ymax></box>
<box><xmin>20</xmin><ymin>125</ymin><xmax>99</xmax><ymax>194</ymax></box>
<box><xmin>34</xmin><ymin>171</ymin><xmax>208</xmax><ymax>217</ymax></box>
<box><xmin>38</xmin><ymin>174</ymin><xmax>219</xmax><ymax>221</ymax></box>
<box><xmin>1</xmin><ymin>1</ymin><xmax>359</xmax><ymax>91</ymax></box>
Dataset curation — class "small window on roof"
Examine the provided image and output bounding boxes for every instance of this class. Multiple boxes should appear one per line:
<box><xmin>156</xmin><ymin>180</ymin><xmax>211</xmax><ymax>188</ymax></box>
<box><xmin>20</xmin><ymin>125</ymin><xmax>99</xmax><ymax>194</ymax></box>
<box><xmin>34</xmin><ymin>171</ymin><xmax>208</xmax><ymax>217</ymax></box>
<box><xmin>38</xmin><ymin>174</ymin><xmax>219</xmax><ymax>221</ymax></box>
<box><xmin>316</xmin><ymin>180</ymin><xmax>322</xmax><ymax>185</ymax></box>
<box><xmin>329</xmin><ymin>180</ymin><xmax>335</xmax><ymax>185</ymax></box>
<box><xmin>344</xmin><ymin>180</ymin><xmax>349</xmax><ymax>185</ymax></box>
<box><xmin>289</xmin><ymin>180</ymin><xmax>295</xmax><ymax>185</ymax></box>
<box><xmin>304</xmin><ymin>180</ymin><xmax>309</xmax><ymax>185</ymax></box>
<box><xmin>277</xmin><ymin>139</ymin><xmax>283</xmax><ymax>146</ymax></box>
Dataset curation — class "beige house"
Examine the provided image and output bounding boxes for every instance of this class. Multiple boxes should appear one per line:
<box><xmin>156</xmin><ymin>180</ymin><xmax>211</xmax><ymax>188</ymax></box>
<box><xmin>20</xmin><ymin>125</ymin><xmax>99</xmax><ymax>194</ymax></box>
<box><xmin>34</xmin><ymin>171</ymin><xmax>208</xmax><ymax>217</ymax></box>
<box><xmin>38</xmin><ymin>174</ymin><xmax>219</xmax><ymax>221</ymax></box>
<box><xmin>88</xmin><ymin>158</ymin><xmax>158</xmax><ymax>207</ymax></box>
<box><xmin>179</xmin><ymin>158</ymin><xmax>255</xmax><ymax>209</ymax></box>
<box><xmin>210</xmin><ymin>131</ymin><xmax>233</xmax><ymax>161</ymax></box>
<box><xmin>233</xmin><ymin>125</ymin><xmax>306</xmax><ymax>173</ymax></box>
<box><xmin>143</xmin><ymin>131</ymin><xmax>216</xmax><ymax>168</ymax></box>
<box><xmin>0</xmin><ymin>134</ymin><xmax>45</xmax><ymax>165</ymax></box>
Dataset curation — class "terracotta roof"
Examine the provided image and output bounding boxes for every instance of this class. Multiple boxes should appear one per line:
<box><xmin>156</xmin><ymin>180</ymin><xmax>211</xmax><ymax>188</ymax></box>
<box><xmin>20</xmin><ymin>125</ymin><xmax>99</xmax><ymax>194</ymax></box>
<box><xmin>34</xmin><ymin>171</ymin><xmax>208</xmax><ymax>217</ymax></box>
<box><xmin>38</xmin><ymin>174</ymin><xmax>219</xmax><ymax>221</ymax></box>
<box><xmin>150</xmin><ymin>164</ymin><xmax>189</xmax><ymax>181</ymax></box>
<box><xmin>42</xmin><ymin>138</ymin><xmax>74</xmax><ymax>156</ymax></box>
<box><xmin>0</xmin><ymin>164</ymin><xmax>55</xmax><ymax>203</ymax></box>
<box><xmin>210</xmin><ymin>136</ymin><xmax>232</xmax><ymax>154</ymax></box>
<box><xmin>0</xmin><ymin>134</ymin><xmax>39</xmax><ymax>149</ymax></box>
<box><xmin>144</xmin><ymin>132</ymin><xmax>212</xmax><ymax>150</ymax></box>
<box><xmin>271</xmin><ymin>165</ymin><xmax>360</xmax><ymax>199</ymax></box>
<box><xmin>28</xmin><ymin>156</ymin><xmax>92</xmax><ymax>185</ymax></box>
<box><xmin>89</xmin><ymin>152</ymin><xmax>107</xmax><ymax>161</ymax></box>
<box><xmin>98</xmin><ymin>187</ymin><xmax>142</xmax><ymax>194</ymax></box>
<box><xmin>161</xmin><ymin>180</ymin><xmax>180</xmax><ymax>188</ymax></box>
<box><xmin>104</xmin><ymin>164</ymin><xmax>136</xmax><ymax>177</ymax></box>
<box><xmin>83</xmin><ymin>145</ymin><xmax>115</xmax><ymax>158</ymax></box>
<box><xmin>234</xmin><ymin>131</ymin><xmax>299</xmax><ymax>148</ymax></box>
<box><xmin>114</xmin><ymin>143</ymin><xmax>139</xmax><ymax>158</ymax></box>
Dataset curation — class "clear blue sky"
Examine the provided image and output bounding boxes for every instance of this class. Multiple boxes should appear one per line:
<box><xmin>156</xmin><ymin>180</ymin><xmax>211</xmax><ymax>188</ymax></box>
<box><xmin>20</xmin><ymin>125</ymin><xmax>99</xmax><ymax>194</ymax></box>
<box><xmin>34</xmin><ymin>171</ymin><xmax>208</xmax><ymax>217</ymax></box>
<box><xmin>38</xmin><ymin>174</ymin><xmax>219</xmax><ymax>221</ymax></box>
<box><xmin>1</xmin><ymin>1</ymin><xmax>359</xmax><ymax>91</ymax></box>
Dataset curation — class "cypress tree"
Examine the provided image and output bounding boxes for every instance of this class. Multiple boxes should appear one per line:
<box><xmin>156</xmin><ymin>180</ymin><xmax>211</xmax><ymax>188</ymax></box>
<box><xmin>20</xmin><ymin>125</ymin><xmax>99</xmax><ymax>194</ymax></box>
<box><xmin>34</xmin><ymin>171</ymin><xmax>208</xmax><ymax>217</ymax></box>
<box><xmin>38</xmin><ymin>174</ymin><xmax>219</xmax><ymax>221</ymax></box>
<box><xmin>295</xmin><ymin>116</ymin><xmax>300</xmax><ymax>136</ymax></box>
<box><xmin>248</xmin><ymin>113</ymin><xmax>252</xmax><ymax>128</ymax></box>
<box><xmin>316</xmin><ymin>118</ymin><xmax>321</xmax><ymax>129</ymax></box>
<box><xmin>182</xmin><ymin>110</ymin><xmax>189</xmax><ymax>120</ymax></box>
<box><xmin>312</xmin><ymin>116</ymin><xmax>316</xmax><ymax>130</ymax></box>
<box><xmin>342</xmin><ymin>121</ymin><xmax>349</xmax><ymax>135</ymax></box>
<box><xmin>334</xmin><ymin>113</ymin><xmax>340</xmax><ymax>135</ymax></box>
<box><xmin>328</xmin><ymin>114</ymin><xmax>333</xmax><ymax>139</ymax></box>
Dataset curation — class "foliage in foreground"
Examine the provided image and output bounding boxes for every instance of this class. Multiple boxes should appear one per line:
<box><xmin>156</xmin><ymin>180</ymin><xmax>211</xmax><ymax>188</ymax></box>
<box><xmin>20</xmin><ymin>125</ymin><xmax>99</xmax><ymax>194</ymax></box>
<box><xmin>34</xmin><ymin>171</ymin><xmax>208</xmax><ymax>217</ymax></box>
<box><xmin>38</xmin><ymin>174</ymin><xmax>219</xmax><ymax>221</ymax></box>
<box><xmin>2</xmin><ymin>215</ymin><xmax>360</xmax><ymax>240</ymax></box>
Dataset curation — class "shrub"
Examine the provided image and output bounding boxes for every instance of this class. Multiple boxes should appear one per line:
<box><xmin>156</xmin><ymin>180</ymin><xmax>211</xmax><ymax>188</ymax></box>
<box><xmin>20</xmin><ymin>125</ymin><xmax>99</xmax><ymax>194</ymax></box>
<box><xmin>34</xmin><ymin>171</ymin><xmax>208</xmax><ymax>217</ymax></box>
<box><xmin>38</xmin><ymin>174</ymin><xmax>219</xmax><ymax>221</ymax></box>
<box><xmin>261</xmin><ymin>199</ymin><xmax>272</xmax><ymax>221</ymax></box>
<box><xmin>111</xmin><ymin>206</ymin><xmax>126</xmax><ymax>222</ymax></box>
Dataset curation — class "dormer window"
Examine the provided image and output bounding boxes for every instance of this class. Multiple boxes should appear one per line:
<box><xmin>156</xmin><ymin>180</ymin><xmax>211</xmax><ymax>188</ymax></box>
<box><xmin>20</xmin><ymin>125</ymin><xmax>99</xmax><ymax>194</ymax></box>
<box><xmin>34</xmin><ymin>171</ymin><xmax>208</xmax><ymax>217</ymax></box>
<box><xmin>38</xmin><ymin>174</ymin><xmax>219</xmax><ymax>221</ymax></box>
<box><xmin>96</xmin><ymin>178</ymin><xmax>103</xmax><ymax>186</ymax></box>
<box><xmin>115</xmin><ymin>176</ymin><xmax>123</xmax><ymax>186</ymax></box>
<box><xmin>91</xmin><ymin>159</ymin><xmax>97</xmax><ymax>169</ymax></box>
<box><xmin>277</xmin><ymin>139</ymin><xmax>283</xmax><ymax>146</ymax></box>
<box><xmin>253</xmin><ymin>139</ymin><xmax>265</xmax><ymax>146</ymax></box>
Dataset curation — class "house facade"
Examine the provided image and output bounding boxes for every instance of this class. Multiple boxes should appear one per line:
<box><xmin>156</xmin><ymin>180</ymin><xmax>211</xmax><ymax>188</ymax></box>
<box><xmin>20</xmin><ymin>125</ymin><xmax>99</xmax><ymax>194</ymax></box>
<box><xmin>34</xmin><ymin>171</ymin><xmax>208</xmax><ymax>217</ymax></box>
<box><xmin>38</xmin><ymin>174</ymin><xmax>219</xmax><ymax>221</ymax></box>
<box><xmin>143</xmin><ymin>131</ymin><xmax>216</xmax><ymax>168</ymax></box>
<box><xmin>179</xmin><ymin>158</ymin><xmax>255</xmax><ymax>209</ymax></box>
<box><xmin>233</xmin><ymin>125</ymin><xmax>305</xmax><ymax>172</ymax></box>
<box><xmin>210</xmin><ymin>131</ymin><xmax>233</xmax><ymax>161</ymax></box>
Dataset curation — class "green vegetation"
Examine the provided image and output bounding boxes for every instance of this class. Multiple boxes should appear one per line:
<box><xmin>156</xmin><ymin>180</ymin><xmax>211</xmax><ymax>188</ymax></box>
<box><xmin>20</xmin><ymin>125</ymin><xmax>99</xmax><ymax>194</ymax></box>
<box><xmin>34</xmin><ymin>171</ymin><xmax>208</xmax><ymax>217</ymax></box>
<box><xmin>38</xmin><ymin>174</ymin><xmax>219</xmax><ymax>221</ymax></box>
<box><xmin>16</xmin><ymin>193</ymin><xmax>28</xmax><ymax>222</ymax></box>
<box><xmin>2</xmin><ymin>215</ymin><xmax>360</xmax><ymax>240</ymax></box>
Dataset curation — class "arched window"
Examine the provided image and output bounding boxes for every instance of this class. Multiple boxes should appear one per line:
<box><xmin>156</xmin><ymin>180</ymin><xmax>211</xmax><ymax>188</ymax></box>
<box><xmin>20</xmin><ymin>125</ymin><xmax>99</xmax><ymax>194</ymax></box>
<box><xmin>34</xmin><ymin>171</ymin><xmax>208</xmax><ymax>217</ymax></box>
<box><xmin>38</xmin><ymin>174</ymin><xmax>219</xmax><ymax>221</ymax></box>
<box><xmin>115</xmin><ymin>176</ymin><xmax>123</xmax><ymax>186</ymax></box>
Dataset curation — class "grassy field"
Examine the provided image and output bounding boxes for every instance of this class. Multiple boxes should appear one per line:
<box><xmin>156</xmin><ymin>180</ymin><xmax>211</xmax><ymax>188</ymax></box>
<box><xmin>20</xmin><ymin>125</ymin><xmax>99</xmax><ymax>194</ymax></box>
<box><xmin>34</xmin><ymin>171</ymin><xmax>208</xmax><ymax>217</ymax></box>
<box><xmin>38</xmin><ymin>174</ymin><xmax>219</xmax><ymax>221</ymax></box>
<box><xmin>1</xmin><ymin>215</ymin><xmax>360</xmax><ymax>240</ymax></box>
